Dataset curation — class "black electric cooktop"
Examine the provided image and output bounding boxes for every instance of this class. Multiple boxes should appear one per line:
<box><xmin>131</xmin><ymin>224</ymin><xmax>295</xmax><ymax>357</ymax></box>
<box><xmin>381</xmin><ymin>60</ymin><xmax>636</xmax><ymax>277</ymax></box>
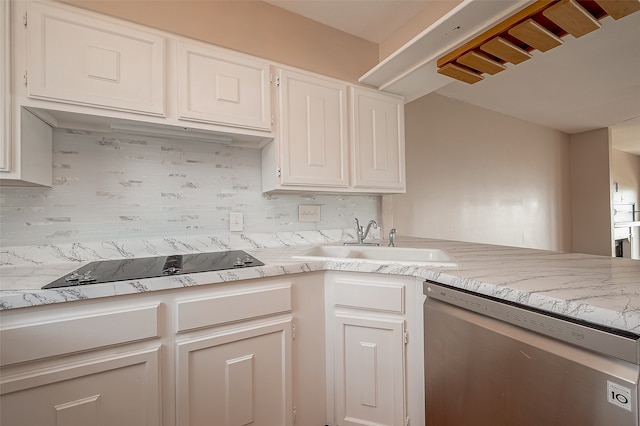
<box><xmin>43</xmin><ymin>250</ymin><xmax>264</xmax><ymax>289</ymax></box>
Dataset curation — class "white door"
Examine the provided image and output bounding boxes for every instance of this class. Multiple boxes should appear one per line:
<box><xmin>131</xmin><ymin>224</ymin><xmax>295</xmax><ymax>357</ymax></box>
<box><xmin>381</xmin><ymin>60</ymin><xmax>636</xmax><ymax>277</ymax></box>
<box><xmin>27</xmin><ymin>2</ymin><xmax>165</xmax><ymax>116</ymax></box>
<box><xmin>277</xmin><ymin>68</ymin><xmax>349</xmax><ymax>188</ymax></box>
<box><xmin>351</xmin><ymin>87</ymin><xmax>405</xmax><ymax>191</ymax></box>
<box><xmin>0</xmin><ymin>0</ymin><xmax>9</xmax><ymax>173</ymax></box>
<box><xmin>177</xmin><ymin>41</ymin><xmax>271</xmax><ymax>131</ymax></box>
<box><xmin>335</xmin><ymin>314</ymin><xmax>406</xmax><ymax>426</ymax></box>
<box><xmin>176</xmin><ymin>319</ymin><xmax>293</xmax><ymax>426</ymax></box>
<box><xmin>0</xmin><ymin>348</ymin><xmax>161</xmax><ymax>426</ymax></box>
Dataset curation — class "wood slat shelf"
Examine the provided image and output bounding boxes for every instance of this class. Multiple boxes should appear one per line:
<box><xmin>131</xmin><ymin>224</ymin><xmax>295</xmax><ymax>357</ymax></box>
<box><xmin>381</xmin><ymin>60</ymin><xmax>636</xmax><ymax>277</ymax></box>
<box><xmin>436</xmin><ymin>0</ymin><xmax>640</xmax><ymax>84</ymax></box>
<box><xmin>480</xmin><ymin>37</ymin><xmax>532</xmax><ymax>64</ymax></box>
<box><xmin>457</xmin><ymin>51</ymin><xmax>506</xmax><ymax>75</ymax></box>
<box><xmin>508</xmin><ymin>18</ymin><xmax>564</xmax><ymax>52</ymax></box>
<box><xmin>543</xmin><ymin>0</ymin><xmax>601</xmax><ymax>37</ymax></box>
<box><xmin>597</xmin><ymin>0</ymin><xmax>640</xmax><ymax>19</ymax></box>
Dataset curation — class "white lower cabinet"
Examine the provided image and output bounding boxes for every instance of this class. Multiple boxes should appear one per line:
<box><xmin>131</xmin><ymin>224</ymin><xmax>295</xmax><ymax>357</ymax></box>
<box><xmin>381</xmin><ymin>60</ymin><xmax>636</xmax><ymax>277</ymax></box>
<box><xmin>0</xmin><ymin>300</ymin><xmax>163</xmax><ymax>426</ymax></box>
<box><xmin>0</xmin><ymin>348</ymin><xmax>161</xmax><ymax>426</ymax></box>
<box><xmin>325</xmin><ymin>272</ymin><xmax>424</xmax><ymax>426</ymax></box>
<box><xmin>336</xmin><ymin>315</ymin><xmax>406</xmax><ymax>426</ymax></box>
<box><xmin>176</xmin><ymin>319</ymin><xmax>292</xmax><ymax>426</ymax></box>
<box><xmin>0</xmin><ymin>273</ymin><xmax>328</xmax><ymax>426</ymax></box>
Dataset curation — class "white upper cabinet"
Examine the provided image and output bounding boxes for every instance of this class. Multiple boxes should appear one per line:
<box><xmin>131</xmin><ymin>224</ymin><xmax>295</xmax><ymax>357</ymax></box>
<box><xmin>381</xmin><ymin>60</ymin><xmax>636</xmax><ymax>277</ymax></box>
<box><xmin>276</xmin><ymin>67</ymin><xmax>349</xmax><ymax>189</ymax></box>
<box><xmin>4</xmin><ymin>0</ymin><xmax>405</xmax><ymax>191</ymax></box>
<box><xmin>177</xmin><ymin>41</ymin><xmax>271</xmax><ymax>131</ymax></box>
<box><xmin>350</xmin><ymin>87</ymin><xmax>405</xmax><ymax>192</ymax></box>
<box><xmin>1</xmin><ymin>1</ymin><xmax>52</xmax><ymax>187</ymax></box>
<box><xmin>1</xmin><ymin>0</ymin><xmax>11</xmax><ymax>174</ymax></box>
<box><xmin>27</xmin><ymin>1</ymin><xmax>165</xmax><ymax>116</ymax></box>
<box><xmin>262</xmin><ymin>68</ymin><xmax>405</xmax><ymax>194</ymax></box>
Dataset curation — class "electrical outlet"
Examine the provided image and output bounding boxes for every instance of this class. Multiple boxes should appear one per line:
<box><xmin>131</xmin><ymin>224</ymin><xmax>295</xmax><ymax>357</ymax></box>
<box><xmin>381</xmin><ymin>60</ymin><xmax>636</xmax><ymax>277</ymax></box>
<box><xmin>229</xmin><ymin>212</ymin><xmax>243</xmax><ymax>232</ymax></box>
<box><xmin>299</xmin><ymin>204</ymin><xmax>321</xmax><ymax>222</ymax></box>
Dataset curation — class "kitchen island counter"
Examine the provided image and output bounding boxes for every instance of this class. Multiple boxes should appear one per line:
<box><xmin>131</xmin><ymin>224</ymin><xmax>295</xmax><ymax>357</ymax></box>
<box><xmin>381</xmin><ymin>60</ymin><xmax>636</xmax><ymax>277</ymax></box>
<box><xmin>1</xmin><ymin>233</ymin><xmax>639</xmax><ymax>334</ymax></box>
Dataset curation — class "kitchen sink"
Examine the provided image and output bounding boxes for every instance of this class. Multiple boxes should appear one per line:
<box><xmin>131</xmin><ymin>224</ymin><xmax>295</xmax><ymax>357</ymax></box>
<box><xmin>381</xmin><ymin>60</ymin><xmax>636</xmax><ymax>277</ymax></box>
<box><xmin>292</xmin><ymin>245</ymin><xmax>459</xmax><ymax>267</ymax></box>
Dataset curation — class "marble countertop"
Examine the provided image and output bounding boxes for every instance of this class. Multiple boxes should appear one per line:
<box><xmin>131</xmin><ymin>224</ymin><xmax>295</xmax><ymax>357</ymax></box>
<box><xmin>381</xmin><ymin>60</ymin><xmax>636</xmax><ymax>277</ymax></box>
<box><xmin>1</xmin><ymin>233</ymin><xmax>640</xmax><ymax>335</ymax></box>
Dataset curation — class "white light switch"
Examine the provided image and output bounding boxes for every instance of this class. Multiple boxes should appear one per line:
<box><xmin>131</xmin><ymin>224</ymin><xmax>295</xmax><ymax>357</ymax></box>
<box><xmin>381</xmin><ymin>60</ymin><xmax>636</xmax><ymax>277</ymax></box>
<box><xmin>230</xmin><ymin>212</ymin><xmax>243</xmax><ymax>232</ymax></box>
<box><xmin>299</xmin><ymin>205</ymin><xmax>321</xmax><ymax>222</ymax></box>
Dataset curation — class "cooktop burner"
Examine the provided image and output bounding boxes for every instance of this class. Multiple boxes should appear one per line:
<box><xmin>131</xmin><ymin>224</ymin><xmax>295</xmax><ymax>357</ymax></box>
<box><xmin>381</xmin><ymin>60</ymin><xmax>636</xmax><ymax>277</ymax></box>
<box><xmin>43</xmin><ymin>250</ymin><xmax>264</xmax><ymax>289</ymax></box>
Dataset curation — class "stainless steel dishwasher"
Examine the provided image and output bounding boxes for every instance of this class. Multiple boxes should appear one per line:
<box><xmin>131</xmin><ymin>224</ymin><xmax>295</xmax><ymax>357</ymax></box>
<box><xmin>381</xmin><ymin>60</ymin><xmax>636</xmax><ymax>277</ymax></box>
<box><xmin>423</xmin><ymin>280</ymin><xmax>640</xmax><ymax>426</ymax></box>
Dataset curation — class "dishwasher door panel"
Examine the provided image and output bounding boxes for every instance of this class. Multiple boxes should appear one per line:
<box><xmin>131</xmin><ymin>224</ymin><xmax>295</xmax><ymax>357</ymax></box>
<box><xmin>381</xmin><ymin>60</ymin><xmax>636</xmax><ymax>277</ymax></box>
<box><xmin>424</xmin><ymin>298</ymin><xmax>639</xmax><ymax>426</ymax></box>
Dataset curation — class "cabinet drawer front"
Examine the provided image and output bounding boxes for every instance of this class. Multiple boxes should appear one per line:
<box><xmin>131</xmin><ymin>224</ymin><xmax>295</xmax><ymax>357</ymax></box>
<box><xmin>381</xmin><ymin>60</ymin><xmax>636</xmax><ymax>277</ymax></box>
<box><xmin>28</xmin><ymin>2</ymin><xmax>165</xmax><ymax>116</ymax></box>
<box><xmin>0</xmin><ymin>304</ymin><xmax>160</xmax><ymax>366</ymax></box>
<box><xmin>335</xmin><ymin>280</ymin><xmax>405</xmax><ymax>313</ymax></box>
<box><xmin>177</xmin><ymin>283</ymin><xmax>292</xmax><ymax>332</ymax></box>
<box><xmin>177</xmin><ymin>42</ymin><xmax>271</xmax><ymax>131</ymax></box>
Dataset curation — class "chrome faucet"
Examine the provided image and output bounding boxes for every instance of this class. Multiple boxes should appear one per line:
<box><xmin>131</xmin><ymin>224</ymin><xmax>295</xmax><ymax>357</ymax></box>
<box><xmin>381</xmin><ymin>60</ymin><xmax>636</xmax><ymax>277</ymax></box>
<box><xmin>345</xmin><ymin>218</ymin><xmax>379</xmax><ymax>246</ymax></box>
<box><xmin>388</xmin><ymin>228</ymin><xmax>397</xmax><ymax>247</ymax></box>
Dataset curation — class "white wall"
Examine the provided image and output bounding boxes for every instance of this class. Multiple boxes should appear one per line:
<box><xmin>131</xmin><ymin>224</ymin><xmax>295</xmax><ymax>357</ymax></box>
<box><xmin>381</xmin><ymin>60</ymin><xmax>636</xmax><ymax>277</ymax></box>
<box><xmin>388</xmin><ymin>93</ymin><xmax>572</xmax><ymax>251</ymax></box>
<box><xmin>569</xmin><ymin>128</ymin><xmax>613</xmax><ymax>256</ymax></box>
<box><xmin>0</xmin><ymin>129</ymin><xmax>379</xmax><ymax>247</ymax></box>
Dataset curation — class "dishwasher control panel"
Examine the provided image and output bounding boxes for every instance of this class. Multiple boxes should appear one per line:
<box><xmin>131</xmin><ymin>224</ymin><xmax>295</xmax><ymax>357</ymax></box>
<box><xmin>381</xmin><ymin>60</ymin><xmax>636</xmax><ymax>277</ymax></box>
<box><xmin>424</xmin><ymin>280</ymin><xmax>639</xmax><ymax>364</ymax></box>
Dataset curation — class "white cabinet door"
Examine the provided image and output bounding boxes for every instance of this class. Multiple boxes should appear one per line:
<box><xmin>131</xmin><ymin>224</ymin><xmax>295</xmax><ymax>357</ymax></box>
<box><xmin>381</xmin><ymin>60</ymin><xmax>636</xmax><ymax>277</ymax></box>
<box><xmin>176</xmin><ymin>319</ymin><xmax>293</xmax><ymax>426</ymax></box>
<box><xmin>351</xmin><ymin>87</ymin><xmax>405</xmax><ymax>192</ymax></box>
<box><xmin>277</xmin><ymin>68</ymin><xmax>349</xmax><ymax>188</ymax></box>
<box><xmin>334</xmin><ymin>315</ymin><xmax>406</xmax><ymax>426</ymax></box>
<box><xmin>0</xmin><ymin>348</ymin><xmax>161</xmax><ymax>426</ymax></box>
<box><xmin>177</xmin><ymin>41</ymin><xmax>271</xmax><ymax>131</ymax></box>
<box><xmin>0</xmin><ymin>0</ymin><xmax>9</xmax><ymax>173</ymax></box>
<box><xmin>27</xmin><ymin>2</ymin><xmax>165</xmax><ymax>116</ymax></box>
<box><xmin>0</xmin><ymin>107</ymin><xmax>53</xmax><ymax>187</ymax></box>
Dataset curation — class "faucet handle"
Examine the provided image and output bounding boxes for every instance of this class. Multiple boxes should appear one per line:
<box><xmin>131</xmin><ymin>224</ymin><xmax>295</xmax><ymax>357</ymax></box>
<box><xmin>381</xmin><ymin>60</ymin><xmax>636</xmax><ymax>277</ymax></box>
<box><xmin>388</xmin><ymin>228</ymin><xmax>397</xmax><ymax>247</ymax></box>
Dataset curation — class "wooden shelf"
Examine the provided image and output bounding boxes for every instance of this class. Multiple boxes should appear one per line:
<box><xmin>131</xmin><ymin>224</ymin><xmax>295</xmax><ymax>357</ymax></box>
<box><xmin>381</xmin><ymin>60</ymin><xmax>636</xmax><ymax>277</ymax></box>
<box><xmin>480</xmin><ymin>37</ymin><xmax>532</xmax><ymax>64</ymax></box>
<box><xmin>457</xmin><ymin>51</ymin><xmax>506</xmax><ymax>75</ymax></box>
<box><xmin>508</xmin><ymin>18</ymin><xmax>564</xmax><ymax>51</ymax></box>
<box><xmin>437</xmin><ymin>63</ymin><xmax>484</xmax><ymax>84</ymax></box>
<box><xmin>543</xmin><ymin>0</ymin><xmax>601</xmax><ymax>38</ymax></box>
<box><xmin>435</xmin><ymin>0</ymin><xmax>640</xmax><ymax>84</ymax></box>
<box><xmin>594</xmin><ymin>0</ymin><xmax>640</xmax><ymax>19</ymax></box>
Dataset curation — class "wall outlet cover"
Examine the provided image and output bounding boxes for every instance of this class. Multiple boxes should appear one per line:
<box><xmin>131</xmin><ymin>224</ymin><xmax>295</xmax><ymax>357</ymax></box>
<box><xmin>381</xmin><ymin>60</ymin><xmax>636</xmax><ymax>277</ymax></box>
<box><xmin>229</xmin><ymin>212</ymin><xmax>243</xmax><ymax>232</ymax></box>
<box><xmin>299</xmin><ymin>205</ymin><xmax>321</xmax><ymax>222</ymax></box>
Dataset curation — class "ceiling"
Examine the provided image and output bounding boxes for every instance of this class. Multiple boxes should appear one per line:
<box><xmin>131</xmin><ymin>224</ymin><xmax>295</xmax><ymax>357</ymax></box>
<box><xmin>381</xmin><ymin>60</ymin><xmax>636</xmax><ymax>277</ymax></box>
<box><xmin>264</xmin><ymin>0</ymin><xmax>640</xmax><ymax>155</ymax></box>
<box><xmin>264</xmin><ymin>0</ymin><xmax>431</xmax><ymax>44</ymax></box>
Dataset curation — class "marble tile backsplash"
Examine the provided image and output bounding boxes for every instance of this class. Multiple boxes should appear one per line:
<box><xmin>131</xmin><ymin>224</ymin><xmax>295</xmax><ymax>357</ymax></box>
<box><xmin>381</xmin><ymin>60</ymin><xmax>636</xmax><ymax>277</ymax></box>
<box><xmin>0</xmin><ymin>129</ymin><xmax>380</xmax><ymax>247</ymax></box>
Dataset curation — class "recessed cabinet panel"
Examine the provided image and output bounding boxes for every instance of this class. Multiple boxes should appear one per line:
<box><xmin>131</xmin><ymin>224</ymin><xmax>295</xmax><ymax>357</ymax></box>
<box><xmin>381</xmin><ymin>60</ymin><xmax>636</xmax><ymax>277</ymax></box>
<box><xmin>278</xmin><ymin>69</ymin><xmax>349</xmax><ymax>187</ymax></box>
<box><xmin>0</xmin><ymin>348</ymin><xmax>161</xmax><ymax>426</ymax></box>
<box><xmin>335</xmin><ymin>315</ymin><xmax>406</xmax><ymax>426</ymax></box>
<box><xmin>177</xmin><ymin>42</ymin><xmax>271</xmax><ymax>131</ymax></box>
<box><xmin>27</xmin><ymin>2</ymin><xmax>165</xmax><ymax>116</ymax></box>
<box><xmin>176</xmin><ymin>319</ymin><xmax>292</xmax><ymax>426</ymax></box>
<box><xmin>351</xmin><ymin>87</ymin><xmax>405</xmax><ymax>191</ymax></box>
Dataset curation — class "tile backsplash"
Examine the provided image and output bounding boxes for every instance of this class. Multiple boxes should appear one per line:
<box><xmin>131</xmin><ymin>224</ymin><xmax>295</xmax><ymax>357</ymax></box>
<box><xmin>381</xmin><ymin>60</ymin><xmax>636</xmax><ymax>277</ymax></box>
<box><xmin>0</xmin><ymin>129</ymin><xmax>380</xmax><ymax>247</ymax></box>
